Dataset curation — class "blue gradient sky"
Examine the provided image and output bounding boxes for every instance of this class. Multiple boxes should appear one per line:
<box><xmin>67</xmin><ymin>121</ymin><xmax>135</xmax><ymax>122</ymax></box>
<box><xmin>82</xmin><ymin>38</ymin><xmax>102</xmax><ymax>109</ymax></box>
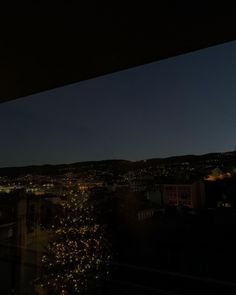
<box><xmin>1</xmin><ymin>41</ymin><xmax>236</xmax><ymax>167</ymax></box>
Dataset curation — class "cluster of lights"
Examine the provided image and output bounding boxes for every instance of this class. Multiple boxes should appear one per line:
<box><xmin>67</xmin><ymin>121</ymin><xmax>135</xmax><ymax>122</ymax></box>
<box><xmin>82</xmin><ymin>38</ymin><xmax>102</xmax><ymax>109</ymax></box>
<box><xmin>38</xmin><ymin>194</ymin><xmax>111</xmax><ymax>294</ymax></box>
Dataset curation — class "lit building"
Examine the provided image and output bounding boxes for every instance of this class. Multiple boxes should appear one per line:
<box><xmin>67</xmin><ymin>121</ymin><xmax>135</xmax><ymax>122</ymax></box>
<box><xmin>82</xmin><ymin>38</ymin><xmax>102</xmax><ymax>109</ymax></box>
<box><xmin>137</xmin><ymin>208</ymin><xmax>155</xmax><ymax>221</ymax></box>
<box><xmin>147</xmin><ymin>181</ymin><xmax>205</xmax><ymax>209</ymax></box>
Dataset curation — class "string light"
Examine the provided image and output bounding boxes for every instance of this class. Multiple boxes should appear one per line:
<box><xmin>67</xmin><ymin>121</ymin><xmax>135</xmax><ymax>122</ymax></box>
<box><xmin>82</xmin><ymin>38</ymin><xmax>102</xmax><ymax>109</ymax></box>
<box><xmin>37</xmin><ymin>193</ymin><xmax>111</xmax><ymax>294</ymax></box>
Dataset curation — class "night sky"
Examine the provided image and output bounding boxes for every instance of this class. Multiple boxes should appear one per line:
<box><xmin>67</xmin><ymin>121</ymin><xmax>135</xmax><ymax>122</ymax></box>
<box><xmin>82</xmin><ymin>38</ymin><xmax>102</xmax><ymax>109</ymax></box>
<box><xmin>1</xmin><ymin>41</ymin><xmax>236</xmax><ymax>168</ymax></box>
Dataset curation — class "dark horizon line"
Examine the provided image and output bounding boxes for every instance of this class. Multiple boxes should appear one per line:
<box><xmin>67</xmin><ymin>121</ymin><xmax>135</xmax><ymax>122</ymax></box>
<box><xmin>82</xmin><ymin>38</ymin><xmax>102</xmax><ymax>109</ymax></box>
<box><xmin>0</xmin><ymin>149</ymin><xmax>235</xmax><ymax>170</ymax></box>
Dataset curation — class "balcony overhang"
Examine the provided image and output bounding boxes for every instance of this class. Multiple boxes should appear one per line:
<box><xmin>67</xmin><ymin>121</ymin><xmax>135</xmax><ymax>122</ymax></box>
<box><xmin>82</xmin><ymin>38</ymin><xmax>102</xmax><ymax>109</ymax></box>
<box><xmin>0</xmin><ymin>3</ymin><xmax>236</xmax><ymax>103</ymax></box>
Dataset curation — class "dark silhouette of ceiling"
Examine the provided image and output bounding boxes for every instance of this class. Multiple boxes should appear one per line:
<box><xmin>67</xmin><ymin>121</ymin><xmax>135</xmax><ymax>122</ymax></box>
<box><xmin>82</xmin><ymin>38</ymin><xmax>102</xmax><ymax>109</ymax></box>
<box><xmin>0</xmin><ymin>2</ymin><xmax>236</xmax><ymax>103</ymax></box>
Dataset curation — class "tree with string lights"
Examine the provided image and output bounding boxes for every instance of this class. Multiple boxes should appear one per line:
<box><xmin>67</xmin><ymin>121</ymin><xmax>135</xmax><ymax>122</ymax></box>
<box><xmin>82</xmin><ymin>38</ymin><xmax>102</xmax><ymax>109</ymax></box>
<box><xmin>37</xmin><ymin>193</ymin><xmax>111</xmax><ymax>295</ymax></box>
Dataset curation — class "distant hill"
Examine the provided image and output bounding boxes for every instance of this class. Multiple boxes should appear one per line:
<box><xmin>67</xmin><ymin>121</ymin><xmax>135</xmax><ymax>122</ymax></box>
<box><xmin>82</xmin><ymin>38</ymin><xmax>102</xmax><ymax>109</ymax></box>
<box><xmin>1</xmin><ymin>151</ymin><xmax>236</xmax><ymax>176</ymax></box>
